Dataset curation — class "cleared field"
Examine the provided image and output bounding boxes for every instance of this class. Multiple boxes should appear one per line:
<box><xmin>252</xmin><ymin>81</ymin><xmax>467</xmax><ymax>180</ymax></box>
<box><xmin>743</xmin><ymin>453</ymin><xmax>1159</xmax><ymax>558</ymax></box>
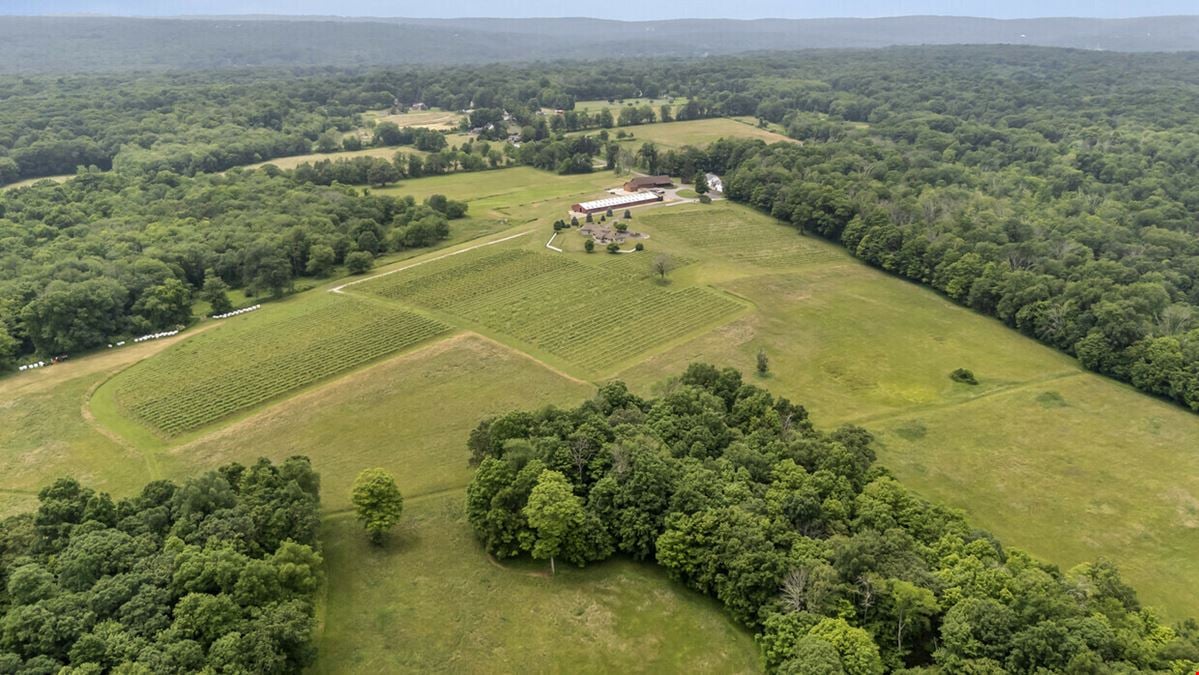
<box><xmin>638</xmin><ymin>203</ymin><xmax>843</xmax><ymax>267</ymax></box>
<box><xmin>357</xmin><ymin>247</ymin><xmax>743</xmax><ymax>375</ymax></box>
<box><xmin>377</xmin><ymin>167</ymin><xmax>620</xmax><ymax>221</ymax></box>
<box><xmin>574</xmin><ymin>97</ymin><xmax>686</xmax><ymax>116</ymax></box>
<box><xmin>98</xmin><ymin>295</ymin><xmax>451</xmax><ymax>437</ymax></box>
<box><xmin>362</xmin><ymin>108</ymin><xmax>465</xmax><ymax>130</ymax></box>
<box><xmin>237</xmin><ymin>145</ymin><xmax>421</xmax><ymax>172</ymax></box>
<box><xmin>599</xmin><ymin>117</ymin><xmax>795</xmax><ymax>150</ymax></box>
<box><xmin>870</xmin><ymin>373</ymin><xmax>1199</xmax><ymax>619</ymax></box>
<box><xmin>2</xmin><ymin>174</ymin><xmax>73</xmax><ymax>191</ymax></box>
<box><xmin>316</xmin><ymin>495</ymin><xmax>758</xmax><ymax>674</ymax></box>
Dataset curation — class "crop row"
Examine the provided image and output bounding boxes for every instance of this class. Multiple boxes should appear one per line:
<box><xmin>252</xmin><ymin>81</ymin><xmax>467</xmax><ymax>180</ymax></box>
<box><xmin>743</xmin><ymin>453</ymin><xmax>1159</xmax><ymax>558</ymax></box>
<box><xmin>115</xmin><ymin>302</ymin><xmax>449</xmax><ymax>436</ymax></box>
<box><xmin>362</xmin><ymin>250</ymin><xmax>564</xmax><ymax>308</ymax></box>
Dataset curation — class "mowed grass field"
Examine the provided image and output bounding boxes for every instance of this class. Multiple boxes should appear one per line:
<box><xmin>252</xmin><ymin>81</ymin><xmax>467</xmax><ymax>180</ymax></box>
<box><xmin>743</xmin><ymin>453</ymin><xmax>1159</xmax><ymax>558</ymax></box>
<box><xmin>598</xmin><ymin>117</ymin><xmax>795</xmax><ymax>150</ymax></box>
<box><xmin>3</xmin><ymin>162</ymin><xmax>1199</xmax><ymax>672</ymax></box>
<box><xmin>362</xmin><ymin>107</ymin><xmax>465</xmax><ymax>131</ymax></box>
<box><xmin>236</xmin><ymin>145</ymin><xmax>423</xmax><ymax>172</ymax></box>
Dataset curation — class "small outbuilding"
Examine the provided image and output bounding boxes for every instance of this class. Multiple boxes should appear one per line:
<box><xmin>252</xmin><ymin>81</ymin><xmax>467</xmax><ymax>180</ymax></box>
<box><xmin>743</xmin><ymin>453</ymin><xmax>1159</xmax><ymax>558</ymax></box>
<box><xmin>623</xmin><ymin>175</ymin><xmax>674</xmax><ymax>191</ymax></box>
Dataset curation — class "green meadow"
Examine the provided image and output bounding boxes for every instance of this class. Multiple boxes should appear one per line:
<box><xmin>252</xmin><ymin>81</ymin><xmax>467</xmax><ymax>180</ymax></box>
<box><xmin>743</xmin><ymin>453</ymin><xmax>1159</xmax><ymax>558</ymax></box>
<box><xmin>2</xmin><ymin>155</ymin><xmax>1198</xmax><ymax>670</ymax></box>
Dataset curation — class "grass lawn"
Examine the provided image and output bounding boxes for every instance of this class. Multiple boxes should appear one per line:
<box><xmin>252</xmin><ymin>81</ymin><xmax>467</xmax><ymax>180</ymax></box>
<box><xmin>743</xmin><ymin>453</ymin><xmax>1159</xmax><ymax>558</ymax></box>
<box><xmin>362</xmin><ymin>108</ymin><xmax>465</xmax><ymax>131</ymax></box>
<box><xmin>315</xmin><ymin>493</ymin><xmax>759</xmax><ymax>674</ymax></box>
<box><xmin>235</xmin><ymin>145</ymin><xmax>425</xmax><ymax>172</ymax></box>
<box><xmin>594</xmin><ymin>118</ymin><xmax>795</xmax><ymax>150</ymax></box>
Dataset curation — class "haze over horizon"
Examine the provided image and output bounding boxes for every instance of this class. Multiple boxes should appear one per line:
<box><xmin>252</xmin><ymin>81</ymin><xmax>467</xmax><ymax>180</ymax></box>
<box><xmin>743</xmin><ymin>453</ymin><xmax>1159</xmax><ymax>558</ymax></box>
<box><xmin>3</xmin><ymin>0</ymin><xmax>1197</xmax><ymax>20</ymax></box>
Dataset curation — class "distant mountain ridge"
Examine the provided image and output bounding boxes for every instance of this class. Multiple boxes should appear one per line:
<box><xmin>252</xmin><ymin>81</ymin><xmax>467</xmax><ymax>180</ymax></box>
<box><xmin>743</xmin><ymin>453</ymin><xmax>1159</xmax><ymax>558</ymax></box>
<box><xmin>0</xmin><ymin>14</ymin><xmax>1196</xmax><ymax>72</ymax></box>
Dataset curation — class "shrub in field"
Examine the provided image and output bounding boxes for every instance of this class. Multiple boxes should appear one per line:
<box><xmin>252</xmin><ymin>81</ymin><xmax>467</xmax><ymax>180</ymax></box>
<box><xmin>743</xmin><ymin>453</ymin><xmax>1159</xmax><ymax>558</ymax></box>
<box><xmin>950</xmin><ymin>368</ymin><xmax>978</xmax><ymax>384</ymax></box>
<box><xmin>607</xmin><ymin>243</ymin><xmax>620</xmax><ymax>254</ymax></box>
<box><xmin>585</xmin><ymin>239</ymin><xmax>596</xmax><ymax>253</ymax></box>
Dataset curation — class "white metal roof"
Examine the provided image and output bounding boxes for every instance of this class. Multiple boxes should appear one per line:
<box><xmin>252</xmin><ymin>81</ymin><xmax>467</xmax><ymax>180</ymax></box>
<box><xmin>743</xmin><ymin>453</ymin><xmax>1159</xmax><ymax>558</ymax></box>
<box><xmin>574</xmin><ymin>191</ymin><xmax>659</xmax><ymax>211</ymax></box>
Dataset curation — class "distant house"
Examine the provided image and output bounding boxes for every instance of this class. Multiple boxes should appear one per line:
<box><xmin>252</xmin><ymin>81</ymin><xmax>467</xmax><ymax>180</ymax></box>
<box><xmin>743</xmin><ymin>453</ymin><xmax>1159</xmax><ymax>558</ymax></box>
<box><xmin>410</xmin><ymin>102</ymin><xmax>428</xmax><ymax>111</ymax></box>
<box><xmin>705</xmin><ymin>172</ymin><xmax>724</xmax><ymax>193</ymax></box>
<box><xmin>623</xmin><ymin>175</ymin><xmax>673</xmax><ymax>191</ymax></box>
<box><xmin>572</xmin><ymin>191</ymin><xmax>662</xmax><ymax>214</ymax></box>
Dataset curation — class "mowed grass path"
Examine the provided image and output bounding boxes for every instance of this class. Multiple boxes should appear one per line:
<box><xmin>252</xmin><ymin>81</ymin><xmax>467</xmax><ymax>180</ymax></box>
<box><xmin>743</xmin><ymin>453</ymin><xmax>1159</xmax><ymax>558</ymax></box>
<box><xmin>590</xmin><ymin>117</ymin><xmax>795</xmax><ymax>150</ymax></box>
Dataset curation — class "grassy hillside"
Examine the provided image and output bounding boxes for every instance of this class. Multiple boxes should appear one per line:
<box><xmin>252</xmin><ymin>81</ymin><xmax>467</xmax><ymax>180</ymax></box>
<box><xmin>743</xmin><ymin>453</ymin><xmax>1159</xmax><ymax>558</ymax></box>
<box><xmin>3</xmin><ymin>162</ymin><xmax>1197</xmax><ymax>670</ymax></box>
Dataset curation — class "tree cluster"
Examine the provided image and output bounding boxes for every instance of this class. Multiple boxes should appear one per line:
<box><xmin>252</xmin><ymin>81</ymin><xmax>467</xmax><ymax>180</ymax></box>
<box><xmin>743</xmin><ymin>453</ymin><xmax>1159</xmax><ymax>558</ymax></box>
<box><xmin>466</xmin><ymin>364</ymin><xmax>1199</xmax><ymax>673</ymax></box>
<box><xmin>0</xmin><ymin>169</ymin><xmax>451</xmax><ymax>360</ymax></box>
<box><xmin>0</xmin><ymin>457</ymin><xmax>323</xmax><ymax>674</ymax></box>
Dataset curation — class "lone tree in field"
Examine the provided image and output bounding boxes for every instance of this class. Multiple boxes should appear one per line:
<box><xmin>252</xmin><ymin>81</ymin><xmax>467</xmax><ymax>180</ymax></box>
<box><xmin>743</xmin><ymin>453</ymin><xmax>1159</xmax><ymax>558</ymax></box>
<box><xmin>522</xmin><ymin>470</ymin><xmax>584</xmax><ymax>576</ymax></box>
<box><xmin>694</xmin><ymin>171</ymin><xmax>709</xmax><ymax>196</ymax></box>
<box><xmin>584</xmin><ymin>239</ymin><xmax>595</xmax><ymax>253</ymax></box>
<box><xmin>623</xmin><ymin>209</ymin><xmax>632</xmax><ymax>219</ymax></box>
<box><xmin>352</xmin><ymin>468</ymin><xmax>404</xmax><ymax>546</ymax></box>
<box><xmin>757</xmin><ymin>348</ymin><xmax>770</xmax><ymax>376</ymax></box>
<box><xmin>651</xmin><ymin>254</ymin><xmax>674</xmax><ymax>281</ymax></box>
<box><xmin>570</xmin><ymin>216</ymin><xmax>580</xmax><ymax>227</ymax></box>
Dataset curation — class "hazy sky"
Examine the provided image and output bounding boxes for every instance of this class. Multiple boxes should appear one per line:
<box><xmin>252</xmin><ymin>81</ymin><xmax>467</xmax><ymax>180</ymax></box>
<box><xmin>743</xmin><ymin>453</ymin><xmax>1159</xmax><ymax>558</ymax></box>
<box><xmin>5</xmin><ymin>0</ymin><xmax>1197</xmax><ymax>20</ymax></box>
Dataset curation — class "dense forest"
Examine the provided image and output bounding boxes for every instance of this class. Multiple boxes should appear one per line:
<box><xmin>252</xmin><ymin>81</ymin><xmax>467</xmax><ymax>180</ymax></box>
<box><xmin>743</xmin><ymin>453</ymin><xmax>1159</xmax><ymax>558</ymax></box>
<box><xmin>0</xmin><ymin>170</ymin><xmax>460</xmax><ymax>361</ymax></box>
<box><xmin>465</xmin><ymin>364</ymin><xmax>1199</xmax><ymax>673</ymax></box>
<box><xmin>5</xmin><ymin>46</ymin><xmax>1199</xmax><ymax>410</ymax></box>
<box><xmin>0</xmin><ymin>457</ymin><xmax>323</xmax><ymax>673</ymax></box>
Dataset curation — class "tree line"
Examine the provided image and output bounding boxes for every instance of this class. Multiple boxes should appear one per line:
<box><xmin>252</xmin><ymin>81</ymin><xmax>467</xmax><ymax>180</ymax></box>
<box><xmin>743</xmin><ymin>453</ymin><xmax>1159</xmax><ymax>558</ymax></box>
<box><xmin>0</xmin><ymin>169</ymin><xmax>461</xmax><ymax>365</ymax></box>
<box><xmin>0</xmin><ymin>457</ymin><xmax>323</xmax><ymax>674</ymax></box>
<box><xmin>466</xmin><ymin>364</ymin><xmax>1199</xmax><ymax>673</ymax></box>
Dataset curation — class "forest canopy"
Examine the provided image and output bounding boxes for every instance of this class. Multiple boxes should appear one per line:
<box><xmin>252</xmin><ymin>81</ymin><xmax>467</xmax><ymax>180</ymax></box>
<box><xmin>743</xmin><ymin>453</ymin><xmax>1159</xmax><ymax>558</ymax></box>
<box><xmin>0</xmin><ymin>457</ymin><xmax>324</xmax><ymax>674</ymax></box>
<box><xmin>465</xmin><ymin>364</ymin><xmax>1199</xmax><ymax>672</ymax></box>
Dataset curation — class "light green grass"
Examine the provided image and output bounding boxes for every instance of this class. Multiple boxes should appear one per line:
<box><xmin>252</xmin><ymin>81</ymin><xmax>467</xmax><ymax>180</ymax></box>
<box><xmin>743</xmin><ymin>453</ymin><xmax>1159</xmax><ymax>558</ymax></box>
<box><xmin>315</xmin><ymin>494</ymin><xmax>759</xmax><ymax>674</ymax></box>
<box><xmin>377</xmin><ymin>167</ymin><xmax>620</xmax><ymax>222</ymax></box>
<box><xmin>596</xmin><ymin>118</ymin><xmax>795</xmax><ymax>150</ymax></box>
<box><xmin>573</xmin><ymin>97</ymin><xmax>687</xmax><ymax>116</ymax></box>
<box><xmin>2</xmin><ymin>174</ymin><xmax>73</xmax><ymax>191</ymax></box>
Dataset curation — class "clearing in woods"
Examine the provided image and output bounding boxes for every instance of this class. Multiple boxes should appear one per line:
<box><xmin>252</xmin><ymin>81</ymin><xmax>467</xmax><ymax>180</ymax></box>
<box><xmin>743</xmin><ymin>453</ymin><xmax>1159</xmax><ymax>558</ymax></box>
<box><xmin>4</xmin><ymin>163</ymin><xmax>1199</xmax><ymax>671</ymax></box>
<box><xmin>589</xmin><ymin>117</ymin><xmax>796</xmax><ymax>149</ymax></box>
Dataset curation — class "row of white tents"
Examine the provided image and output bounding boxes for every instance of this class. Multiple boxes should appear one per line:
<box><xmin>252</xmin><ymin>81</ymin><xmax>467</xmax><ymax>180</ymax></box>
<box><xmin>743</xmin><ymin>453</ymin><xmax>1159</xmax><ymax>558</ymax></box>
<box><xmin>213</xmin><ymin>304</ymin><xmax>261</xmax><ymax>319</ymax></box>
<box><xmin>133</xmin><ymin>330</ymin><xmax>180</xmax><ymax>343</ymax></box>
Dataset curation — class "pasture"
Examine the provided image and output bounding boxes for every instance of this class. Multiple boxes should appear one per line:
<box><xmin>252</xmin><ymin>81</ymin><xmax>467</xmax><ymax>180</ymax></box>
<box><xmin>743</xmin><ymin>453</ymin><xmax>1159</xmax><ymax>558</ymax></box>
<box><xmin>3</xmin><ymin>161</ymin><xmax>1199</xmax><ymax>673</ymax></box>
<box><xmin>573</xmin><ymin>97</ymin><xmax>687</xmax><ymax>116</ymax></box>
<box><xmin>236</xmin><ymin>145</ymin><xmax>423</xmax><ymax>172</ymax></box>
<box><xmin>361</xmin><ymin>107</ymin><xmax>465</xmax><ymax>131</ymax></box>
